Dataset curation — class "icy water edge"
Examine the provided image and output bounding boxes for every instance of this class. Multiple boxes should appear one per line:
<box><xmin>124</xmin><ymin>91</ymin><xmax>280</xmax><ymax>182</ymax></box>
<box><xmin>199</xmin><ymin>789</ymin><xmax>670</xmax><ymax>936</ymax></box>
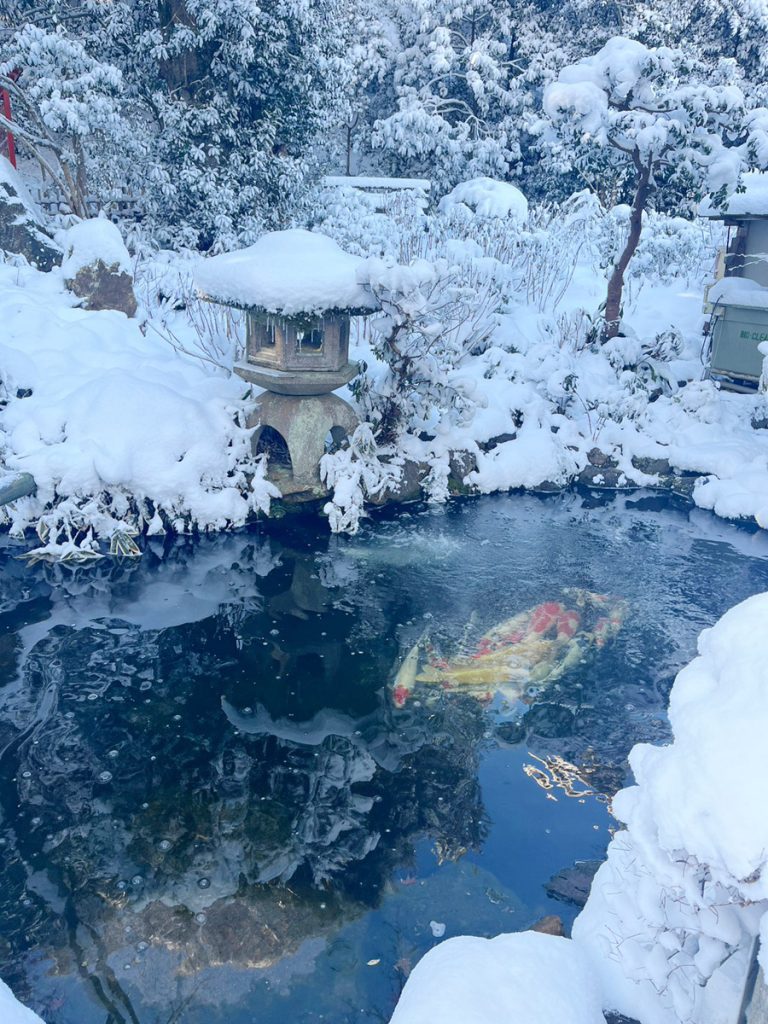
<box><xmin>2</xmin><ymin>492</ymin><xmax>768</xmax><ymax>1024</ymax></box>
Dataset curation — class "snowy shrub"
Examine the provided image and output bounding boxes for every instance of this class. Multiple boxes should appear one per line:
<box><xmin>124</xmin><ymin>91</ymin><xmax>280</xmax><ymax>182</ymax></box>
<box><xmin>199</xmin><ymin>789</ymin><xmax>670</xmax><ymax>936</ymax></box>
<box><xmin>320</xmin><ymin>424</ymin><xmax>401</xmax><ymax>535</ymax></box>
<box><xmin>575</xmin><ymin>595</ymin><xmax>768</xmax><ymax>1024</ymax></box>
<box><xmin>515</xmin><ymin>194</ymin><xmax>597</xmax><ymax>312</ymax></box>
<box><xmin>354</xmin><ymin>257</ymin><xmax>501</xmax><ymax>443</ymax></box>
<box><xmin>313</xmin><ymin>182</ymin><xmax>429</xmax><ymax>261</ymax></box>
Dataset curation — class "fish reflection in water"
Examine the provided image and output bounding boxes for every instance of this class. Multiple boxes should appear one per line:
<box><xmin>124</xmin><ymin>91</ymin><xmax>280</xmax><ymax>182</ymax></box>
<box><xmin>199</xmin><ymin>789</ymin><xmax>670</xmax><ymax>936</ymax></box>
<box><xmin>392</xmin><ymin>589</ymin><xmax>627</xmax><ymax>707</ymax></box>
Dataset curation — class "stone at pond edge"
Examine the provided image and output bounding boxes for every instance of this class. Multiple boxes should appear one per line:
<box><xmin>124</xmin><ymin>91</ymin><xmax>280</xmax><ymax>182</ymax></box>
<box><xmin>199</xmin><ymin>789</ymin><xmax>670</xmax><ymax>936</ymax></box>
<box><xmin>367</xmin><ymin>459</ymin><xmax>429</xmax><ymax>506</ymax></box>
<box><xmin>529</xmin><ymin>914</ymin><xmax>565</xmax><ymax>936</ymax></box>
<box><xmin>448</xmin><ymin>449</ymin><xmax>478</xmax><ymax>489</ymax></box>
<box><xmin>66</xmin><ymin>259</ymin><xmax>138</xmax><ymax>317</ymax></box>
<box><xmin>545</xmin><ymin>860</ymin><xmax>602</xmax><ymax>907</ymax></box>
<box><xmin>587</xmin><ymin>447</ymin><xmax>617</xmax><ymax>469</ymax></box>
<box><xmin>631</xmin><ymin>455</ymin><xmax>672</xmax><ymax>476</ymax></box>
<box><xmin>579</xmin><ymin>466</ymin><xmax>639</xmax><ymax>490</ymax></box>
<box><xmin>0</xmin><ymin>180</ymin><xmax>61</xmax><ymax>271</ymax></box>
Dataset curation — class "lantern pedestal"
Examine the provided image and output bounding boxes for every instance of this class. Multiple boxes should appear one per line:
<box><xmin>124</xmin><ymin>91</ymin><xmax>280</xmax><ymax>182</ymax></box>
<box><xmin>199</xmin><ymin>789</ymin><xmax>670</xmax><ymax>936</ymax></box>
<box><xmin>247</xmin><ymin>391</ymin><xmax>358</xmax><ymax>495</ymax></box>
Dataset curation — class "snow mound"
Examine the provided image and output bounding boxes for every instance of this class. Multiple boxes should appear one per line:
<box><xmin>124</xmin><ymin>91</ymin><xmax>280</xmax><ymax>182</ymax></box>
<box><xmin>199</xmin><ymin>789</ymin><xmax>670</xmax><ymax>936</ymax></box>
<box><xmin>0</xmin><ymin>258</ymin><xmax>277</xmax><ymax>551</ymax></box>
<box><xmin>439</xmin><ymin>177</ymin><xmax>528</xmax><ymax>222</ymax></box>
<box><xmin>700</xmin><ymin>172</ymin><xmax>768</xmax><ymax>218</ymax></box>
<box><xmin>574</xmin><ymin>592</ymin><xmax>768</xmax><ymax>1024</ymax></box>
<box><xmin>60</xmin><ymin>217</ymin><xmax>132</xmax><ymax>277</ymax></box>
<box><xmin>195</xmin><ymin>229</ymin><xmax>377</xmax><ymax>315</ymax></box>
<box><xmin>708</xmin><ymin>275</ymin><xmax>768</xmax><ymax>309</ymax></box>
<box><xmin>390</xmin><ymin>931</ymin><xmax>605</xmax><ymax>1024</ymax></box>
<box><xmin>0</xmin><ymin>979</ymin><xmax>44</xmax><ymax>1024</ymax></box>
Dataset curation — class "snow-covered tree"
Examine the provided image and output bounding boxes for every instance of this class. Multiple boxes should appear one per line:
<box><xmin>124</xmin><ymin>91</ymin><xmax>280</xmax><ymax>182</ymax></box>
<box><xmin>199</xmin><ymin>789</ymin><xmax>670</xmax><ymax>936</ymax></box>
<box><xmin>0</xmin><ymin>25</ymin><xmax>125</xmax><ymax>217</ymax></box>
<box><xmin>123</xmin><ymin>0</ymin><xmax>354</xmax><ymax>249</ymax></box>
<box><xmin>543</xmin><ymin>36</ymin><xmax>767</xmax><ymax>339</ymax></box>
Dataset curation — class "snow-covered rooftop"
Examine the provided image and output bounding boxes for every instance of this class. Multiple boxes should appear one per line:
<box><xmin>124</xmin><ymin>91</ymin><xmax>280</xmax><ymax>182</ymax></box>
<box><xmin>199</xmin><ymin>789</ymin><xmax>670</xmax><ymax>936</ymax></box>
<box><xmin>700</xmin><ymin>172</ymin><xmax>768</xmax><ymax>219</ymax></box>
<box><xmin>195</xmin><ymin>229</ymin><xmax>378</xmax><ymax>316</ymax></box>
<box><xmin>708</xmin><ymin>276</ymin><xmax>768</xmax><ymax>309</ymax></box>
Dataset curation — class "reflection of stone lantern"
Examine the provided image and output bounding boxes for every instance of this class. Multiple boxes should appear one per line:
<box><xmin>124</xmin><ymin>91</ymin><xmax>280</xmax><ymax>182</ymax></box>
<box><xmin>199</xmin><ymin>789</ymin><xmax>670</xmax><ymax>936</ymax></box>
<box><xmin>196</xmin><ymin>229</ymin><xmax>378</xmax><ymax>495</ymax></box>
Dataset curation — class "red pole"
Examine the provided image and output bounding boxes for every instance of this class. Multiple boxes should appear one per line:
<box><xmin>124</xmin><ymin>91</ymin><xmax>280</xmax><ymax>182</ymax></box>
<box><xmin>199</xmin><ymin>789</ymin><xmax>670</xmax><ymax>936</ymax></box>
<box><xmin>1</xmin><ymin>70</ymin><xmax>20</xmax><ymax>169</ymax></box>
<box><xmin>1</xmin><ymin>88</ymin><xmax>16</xmax><ymax>168</ymax></box>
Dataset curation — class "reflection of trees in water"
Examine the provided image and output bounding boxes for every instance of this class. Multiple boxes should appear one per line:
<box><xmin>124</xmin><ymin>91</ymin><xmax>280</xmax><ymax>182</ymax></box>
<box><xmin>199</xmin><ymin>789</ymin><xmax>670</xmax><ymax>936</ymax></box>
<box><xmin>0</xmin><ymin>533</ymin><xmax>488</xmax><ymax>1019</ymax></box>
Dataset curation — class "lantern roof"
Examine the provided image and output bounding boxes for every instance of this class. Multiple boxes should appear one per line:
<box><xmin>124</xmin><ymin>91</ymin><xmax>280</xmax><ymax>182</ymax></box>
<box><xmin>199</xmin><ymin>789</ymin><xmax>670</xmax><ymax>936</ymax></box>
<box><xmin>195</xmin><ymin>229</ymin><xmax>378</xmax><ymax>316</ymax></box>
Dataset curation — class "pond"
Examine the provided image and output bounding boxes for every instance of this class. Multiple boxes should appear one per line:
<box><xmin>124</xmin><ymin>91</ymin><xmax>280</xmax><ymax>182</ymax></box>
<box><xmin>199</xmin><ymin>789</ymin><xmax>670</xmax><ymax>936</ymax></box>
<box><xmin>2</xmin><ymin>492</ymin><xmax>768</xmax><ymax>1024</ymax></box>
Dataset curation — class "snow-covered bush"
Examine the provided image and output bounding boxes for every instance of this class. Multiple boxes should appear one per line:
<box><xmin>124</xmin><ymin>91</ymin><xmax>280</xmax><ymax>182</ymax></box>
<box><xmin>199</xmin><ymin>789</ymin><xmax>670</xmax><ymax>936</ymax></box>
<box><xmin>0</xmin><ymin>259</ymin><xmax>277</xmax><ymax>560</ymax></box>
<box><xmin>355</xmin><ymin>256</ymin><xmax>501</xmax><ymax>443</ymax></box>
<box><xmin>313</xmin><ymin>182</ymin><xmax>429</xmax><ymax>261</ymax></box>
<box><xmin>575</xmin><ymin>593</ymin><xmax>768</xmax><ymax>1024</ymax></box>
<box><xmin>320</xmin><ymin>423</ymin><xmax>402</xmax><ymax>534</ymax></box>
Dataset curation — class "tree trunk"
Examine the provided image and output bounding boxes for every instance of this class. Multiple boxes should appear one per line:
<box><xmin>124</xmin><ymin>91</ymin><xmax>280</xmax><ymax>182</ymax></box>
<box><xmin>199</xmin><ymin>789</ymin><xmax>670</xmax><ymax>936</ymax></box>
<box><xmin>602</xmin><ymin>158</ymin><xmax>652</xmax><ymax>342</ymax></box>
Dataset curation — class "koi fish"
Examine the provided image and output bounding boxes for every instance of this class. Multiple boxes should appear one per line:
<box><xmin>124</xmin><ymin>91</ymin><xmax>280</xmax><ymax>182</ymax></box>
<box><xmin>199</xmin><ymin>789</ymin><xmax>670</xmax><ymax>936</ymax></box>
<box><xmin>391</xmin><ymin>591</ymin><xmax>626</xmax><ymax>707</ymax></box>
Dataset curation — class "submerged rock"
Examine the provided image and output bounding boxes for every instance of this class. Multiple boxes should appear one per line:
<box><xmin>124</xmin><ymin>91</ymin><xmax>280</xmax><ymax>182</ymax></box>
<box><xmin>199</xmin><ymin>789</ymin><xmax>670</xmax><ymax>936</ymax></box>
<box><xmin>530</xmin><ymin>914</ymin><xmax>565</xmax><ymax>936</ymax></box>
<box><xmin>545</xmin><ymin>859</ymin><xmax>601</xmax><ymax>907</ymax></box>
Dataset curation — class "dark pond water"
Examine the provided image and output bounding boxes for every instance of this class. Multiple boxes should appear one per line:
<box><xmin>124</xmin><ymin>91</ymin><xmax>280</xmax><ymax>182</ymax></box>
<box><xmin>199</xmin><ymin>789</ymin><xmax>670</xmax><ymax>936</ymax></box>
<box><xmin>2</xmin><ymin>492</ymin><xmax>768</xmax><ymax>1024</ymax></box>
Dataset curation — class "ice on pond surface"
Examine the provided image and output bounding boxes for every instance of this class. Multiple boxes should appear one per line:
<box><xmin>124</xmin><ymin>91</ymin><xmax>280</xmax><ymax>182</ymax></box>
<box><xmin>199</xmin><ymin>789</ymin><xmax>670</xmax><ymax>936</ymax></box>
<box><xmin>1</xmin><ymin>492</ymin><xmax>768</xmax><ymax>1024</ymax></box>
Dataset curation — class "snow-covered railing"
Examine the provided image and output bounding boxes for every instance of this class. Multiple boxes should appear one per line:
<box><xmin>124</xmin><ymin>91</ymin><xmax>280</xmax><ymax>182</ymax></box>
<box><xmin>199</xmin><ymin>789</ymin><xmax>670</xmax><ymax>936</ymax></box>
<box><xmin>30</xmin><ymin>183</ymin><xmax>144</xmax><ymax>221</ymax></box>
<box><xmin>323</xmin><ymin>175</ymin><xmax>430</xmax><ymax>193</ymax></box>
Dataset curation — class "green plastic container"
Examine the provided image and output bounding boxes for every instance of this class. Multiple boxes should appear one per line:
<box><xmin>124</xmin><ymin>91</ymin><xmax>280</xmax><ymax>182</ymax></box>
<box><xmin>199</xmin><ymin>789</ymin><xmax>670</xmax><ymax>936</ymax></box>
<box><xmin>709</xmin><ymin>303</ymin><xmax>768</xmax><ymax>390</ymax></box>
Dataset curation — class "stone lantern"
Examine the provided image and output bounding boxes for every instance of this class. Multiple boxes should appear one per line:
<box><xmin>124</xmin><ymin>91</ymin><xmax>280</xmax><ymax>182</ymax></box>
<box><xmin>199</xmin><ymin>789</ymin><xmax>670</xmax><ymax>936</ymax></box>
<box><xmin>196</xmin><ymin>229</ymin><xmax>377</xmax><ymax>496</ymax></box>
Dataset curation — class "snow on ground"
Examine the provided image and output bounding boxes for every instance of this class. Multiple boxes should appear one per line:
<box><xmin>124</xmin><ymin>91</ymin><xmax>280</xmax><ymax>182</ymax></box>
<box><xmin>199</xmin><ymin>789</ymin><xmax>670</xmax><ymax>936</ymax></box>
<box><xmin>574</xmin><ymin>592</ymin><xmax>768</xmax><ymax>1024</ymax></box>
<box><xmin>389</xmin><ymin>594</ymin><xmax>768</xmax><ymax>1024</ymax></box>
<box><xmin>389</xmin><ymin>931</ymin><xmax>605</xmax><ymax>1024</ymax></box>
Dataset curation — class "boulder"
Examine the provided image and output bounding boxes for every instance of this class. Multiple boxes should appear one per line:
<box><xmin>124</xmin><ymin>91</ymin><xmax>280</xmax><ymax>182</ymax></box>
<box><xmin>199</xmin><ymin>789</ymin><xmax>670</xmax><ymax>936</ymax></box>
<box><xmin>61</xmin><ymin>218</ymin><xmax>137</xmax><ymax>317</ymax></box>
<box><xmin>579</xmin><ymin>465</ymin><xmax>638</xmax><ymax>490</ymax></box>
<box><xmin>368</xmin><ymin>458</ymin><xmax>428</xmax><ymax>505</ymax></box>
<box><xmin>0</xmin><ymin>158</ymin><xmax>61</xmax><ymax>271</ymax></box>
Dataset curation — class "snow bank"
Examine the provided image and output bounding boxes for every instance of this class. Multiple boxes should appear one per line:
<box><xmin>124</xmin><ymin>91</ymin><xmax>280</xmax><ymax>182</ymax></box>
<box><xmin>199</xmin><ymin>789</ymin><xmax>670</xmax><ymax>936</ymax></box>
<box><xmin>439</xmin><ymin>177</ymin><xmax>528</xmax><ymax>222</ymax></box>
<box><xmin>390</xmin><ymin>932</ymin><xmax>604</xmax><ymax>1024</ymax></box>
<box><xmin>195</xmin><ymin>229</ymin><xmax>377</xmax><ymax>315</ymax></box>
<box><xmin>708</xmin><ymin>275</ymin><xmax>768</xmax><ymax>309</ymax></box>
<box><xmin>60</xmin><ymin>217</ymin><xmax>132</xmax><ymax>277</ymax></box>
<box><xmin>0</xmin><ymin>258</ymin><xmax>276</xmax><ymax>554</ymax></box>
<box><xmin>574</xmin><ymin>593</ymin><xmax>768</xmax><ymax>1024</ymax></box>
<box><xmin>0</xmin><ymin>979</ymin><xmax>44</xmax><ymax>1024</ymax></box>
